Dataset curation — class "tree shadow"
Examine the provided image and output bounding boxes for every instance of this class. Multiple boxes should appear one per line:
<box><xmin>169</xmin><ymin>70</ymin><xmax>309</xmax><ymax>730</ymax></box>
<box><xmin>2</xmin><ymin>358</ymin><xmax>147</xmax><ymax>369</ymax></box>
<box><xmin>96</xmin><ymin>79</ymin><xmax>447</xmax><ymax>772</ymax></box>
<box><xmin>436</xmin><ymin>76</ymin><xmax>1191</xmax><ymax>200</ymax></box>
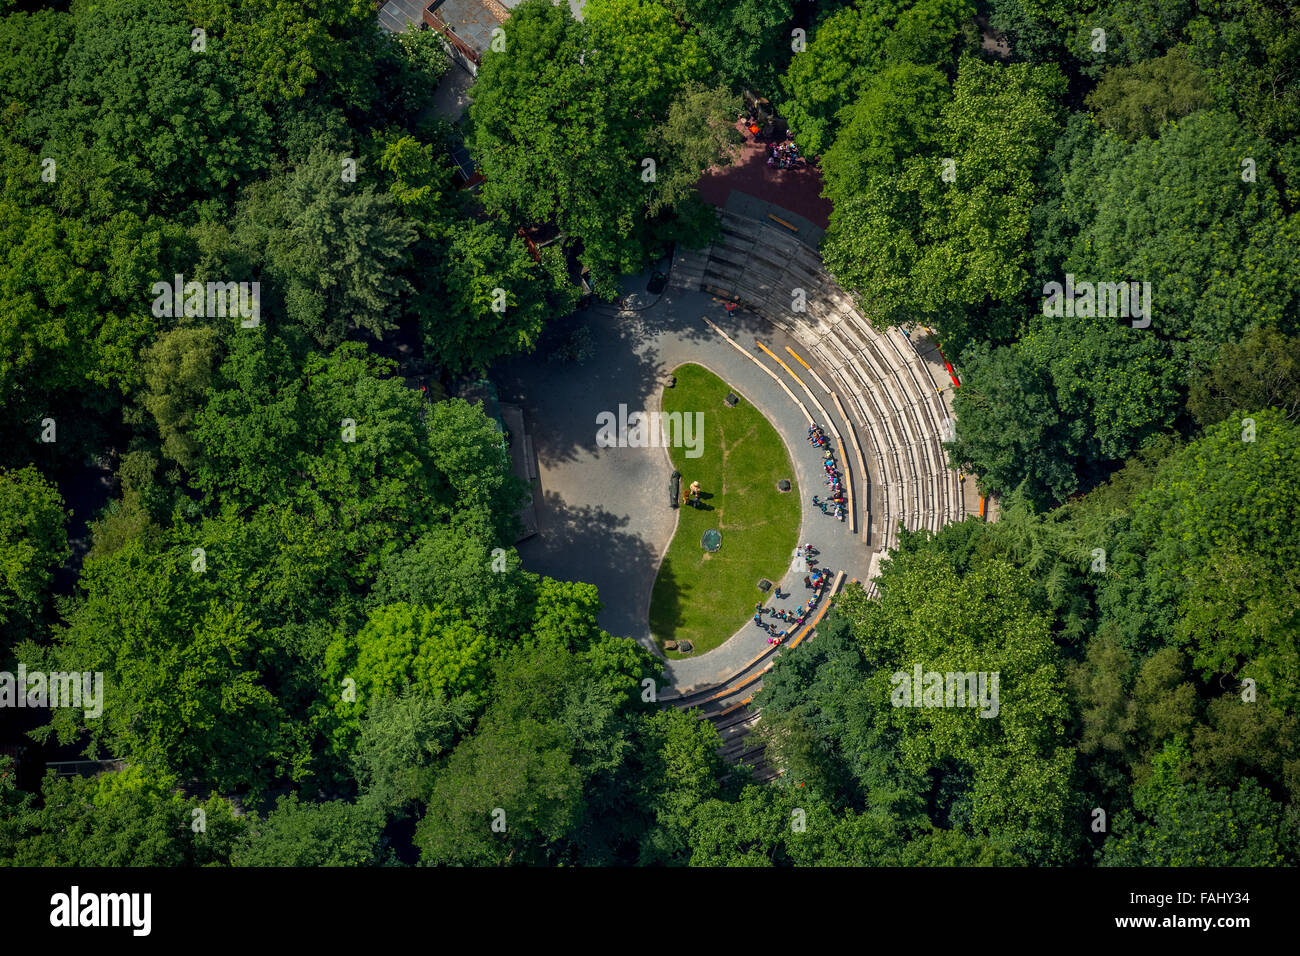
<box><xmin>517</xmin><ymin>488</ymin><xmax>662</xmax><ymax>646</ymax></box>
<box><xmin>647</xmin><ymin>552</ymin><xmax>685</xmax><ymax>645</ymax></box>
<box><xmin>491</xmin><ymin>305</ymin><xmax>668</xmax><ymax>467</ymax></box>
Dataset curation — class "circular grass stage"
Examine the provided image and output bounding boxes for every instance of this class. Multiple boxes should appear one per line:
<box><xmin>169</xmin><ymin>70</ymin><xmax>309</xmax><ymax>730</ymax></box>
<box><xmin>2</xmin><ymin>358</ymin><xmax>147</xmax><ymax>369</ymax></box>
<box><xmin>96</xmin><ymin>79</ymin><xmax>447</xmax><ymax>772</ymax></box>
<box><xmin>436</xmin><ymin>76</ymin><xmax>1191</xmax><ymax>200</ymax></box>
<box><xmin>649</xmin><ymin>363</ymin><xmax>801</xmax><ymax>658</ymax></box>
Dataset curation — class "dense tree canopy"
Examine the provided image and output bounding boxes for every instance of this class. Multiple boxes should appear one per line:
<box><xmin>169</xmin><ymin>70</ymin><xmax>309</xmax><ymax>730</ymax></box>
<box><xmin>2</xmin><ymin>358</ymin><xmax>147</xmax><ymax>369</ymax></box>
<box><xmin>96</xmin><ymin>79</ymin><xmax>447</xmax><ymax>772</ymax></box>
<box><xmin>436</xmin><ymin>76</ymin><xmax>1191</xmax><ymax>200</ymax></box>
<box><xmin>1</xmin><ymin>0</ymin><xmax>1296</xmax><ymax>874</ymax></box>
<box><xmin>821</xmin><ymin>56</ymin><xmax>1064</xmax><ymax>346</ymax></box>
<box><xmin>0</xmin><ymin>466</ymin><xmax>67</xmax><ymax>643</ymax></box>
<box><xmin>468</xmin><ymin>0</ymin><xmax>734</xmax><ymax>295</ymax></box>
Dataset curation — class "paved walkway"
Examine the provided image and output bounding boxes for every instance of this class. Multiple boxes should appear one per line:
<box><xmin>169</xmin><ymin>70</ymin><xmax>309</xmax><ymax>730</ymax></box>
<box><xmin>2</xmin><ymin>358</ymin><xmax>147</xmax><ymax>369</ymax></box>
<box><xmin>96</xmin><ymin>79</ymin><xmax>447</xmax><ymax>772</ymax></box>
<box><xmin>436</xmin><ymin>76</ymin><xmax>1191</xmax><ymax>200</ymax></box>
<box><xmin>493</xmin><ymin>274</ymin><xmax>875</xmax><ymax>694</ymax></box>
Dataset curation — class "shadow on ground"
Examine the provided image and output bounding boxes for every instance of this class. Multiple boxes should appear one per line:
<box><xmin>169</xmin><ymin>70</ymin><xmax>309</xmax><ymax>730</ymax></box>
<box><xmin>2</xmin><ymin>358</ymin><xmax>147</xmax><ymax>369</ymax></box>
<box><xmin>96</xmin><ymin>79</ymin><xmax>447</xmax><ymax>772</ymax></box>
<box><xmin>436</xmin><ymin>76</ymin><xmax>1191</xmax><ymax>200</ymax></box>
<box><xmin>494</xmin><ymin>305</ymin><xmax>668</xmax><ymax>468</ymax></box>
<box><xmin>517</xmin><ymin>489</ymin><xmax>662</xmax><ymax>643</ymax></box>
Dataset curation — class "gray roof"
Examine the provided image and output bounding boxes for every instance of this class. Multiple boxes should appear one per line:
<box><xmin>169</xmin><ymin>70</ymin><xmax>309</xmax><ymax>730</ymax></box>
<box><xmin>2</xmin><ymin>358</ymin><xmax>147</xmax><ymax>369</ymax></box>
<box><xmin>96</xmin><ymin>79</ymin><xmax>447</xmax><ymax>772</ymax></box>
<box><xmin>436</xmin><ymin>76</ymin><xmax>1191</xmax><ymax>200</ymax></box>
<box><xmin>430</xmin><ymin>0</ymin><xmax>504</xmax><ymax>53</ymax></box>
<box><xmin>378</xmin><ymin>0</ymin><xmax>429</xmax><ymax>34</ymax></box>
<box><xmin>383</xmin><ymin>0</ymin><xmax>587</xmax><ymax>44</ymax></box>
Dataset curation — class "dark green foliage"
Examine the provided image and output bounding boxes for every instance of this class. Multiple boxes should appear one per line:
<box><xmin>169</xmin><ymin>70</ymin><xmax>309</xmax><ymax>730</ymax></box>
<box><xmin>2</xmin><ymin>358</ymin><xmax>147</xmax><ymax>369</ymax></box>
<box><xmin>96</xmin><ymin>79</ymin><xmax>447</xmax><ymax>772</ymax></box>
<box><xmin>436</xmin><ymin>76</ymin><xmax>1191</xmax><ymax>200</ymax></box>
<box><xmin>1100</xmin><ymin>743</ymin><xmax>1293</xmax><ymax>866</ymax></box>
<box><xmin>1</xmin><ymin>765</ymin><xmax>245</xmax><ymax>867</ymax></box>
<box><xmin>413</xmin><ymin>639</ymin><xmax>655</xmax><ymax>865</ymax></box>
<box><xmin>231</xmin><ymin>145</ymin><xmax>418</xmax><ymax>347</ymax></box>
<box><xmin>61</xmin><ymin>0</ymin><xmax>272</xmax><ymax>210</ymax></box>
<box><xmin>233</xmin><ymin>794</ymin><xmax>387</xmax><ymax>867</ymax></box>
<box><xmin>1188</xmin><ymin>325</ymin><xmax>1300</xmax><ymax>427</ymax></box>
<box><xmin>1086</xmin><ymin>49</ymin><xmax>1212</xmax><ymax>140</ymax></box>
<box><xmin>1</xmin><ymin>0</ymin><xmax>1296</xmax><ymax>872</ymax></box>
<box><xmin>1097</xmin><ymin>410</ymin><xmax>1300</xmax><ymax>706</ymax></box>
<box><xmin>780</xmin><ymin>0</ymin><xmax>974</xmax><ymax>157</ymax></box>
<box><xmin>667</xmin><ymin>0</ymin><xmax>795</xmax><ymax>93</ymax></box>
<box><xmin>0</xmin><ymin>466</ymin><xmax>67</xmax><ymax>643</ymax></box>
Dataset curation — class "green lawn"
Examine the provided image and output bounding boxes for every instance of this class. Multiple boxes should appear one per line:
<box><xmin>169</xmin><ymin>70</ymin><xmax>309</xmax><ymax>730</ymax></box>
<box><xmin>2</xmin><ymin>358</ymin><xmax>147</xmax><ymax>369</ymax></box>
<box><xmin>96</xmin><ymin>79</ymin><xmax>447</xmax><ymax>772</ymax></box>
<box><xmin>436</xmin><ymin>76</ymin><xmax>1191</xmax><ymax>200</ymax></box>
<box><xmin>649</xmin><ymin>363</ymin><xmax>801</xmax><ymax>657</ymax></box>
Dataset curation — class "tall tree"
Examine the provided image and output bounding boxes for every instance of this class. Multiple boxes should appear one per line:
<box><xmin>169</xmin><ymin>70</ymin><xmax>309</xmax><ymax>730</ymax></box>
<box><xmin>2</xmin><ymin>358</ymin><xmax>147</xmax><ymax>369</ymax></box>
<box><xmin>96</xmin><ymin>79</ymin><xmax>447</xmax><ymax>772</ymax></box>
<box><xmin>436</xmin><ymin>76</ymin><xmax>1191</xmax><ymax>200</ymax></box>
<box><xmin>822</xmin><ymin>56</ymin><xmax>1064</xmax><ymax>346</ymax></box>
<box><xmin>779</xmin><ymin>0</ymin><xmax>973</xmax><ymax>157</ymax></box>
<box><xmin>232</xmin><ymin>145</ymin><xmax>417</xmax><ymax>346</ymax></box>
<box><xmin>0</xmin><ymin>465</ymin><xmax>68</xmax><ymax>643</ymax></box>
<box><xmin>60</xmin><ymin>0</ymin><xmax>272</xmax><ymax>210</ymax></box>
<box><xmin>1098</xmin><ymin>409</ymin><xmax>1300</xmax><ymax>708</ymax></box>
<box><xmin>468</xmin><ymin>0</ymin><xmax>712</xmax><ymax>295</ymax></box>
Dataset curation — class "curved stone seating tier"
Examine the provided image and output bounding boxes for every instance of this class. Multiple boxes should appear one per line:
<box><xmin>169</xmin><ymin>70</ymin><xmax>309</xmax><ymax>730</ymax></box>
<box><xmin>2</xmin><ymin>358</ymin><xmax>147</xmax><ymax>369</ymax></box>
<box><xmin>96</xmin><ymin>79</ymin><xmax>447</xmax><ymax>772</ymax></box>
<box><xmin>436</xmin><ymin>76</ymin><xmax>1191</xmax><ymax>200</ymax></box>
<box><xmin>660</xmin><ymin>571</ymin><xmax>848</xmax><ymax>779</ymax></box>
<box><xmin>670</xmin><ymin>210</ymin><xmax>965</xmax><ymax>560</ymax></box>
<box><xmin>828</xmin><ymin>364</ymin><xmax>894</xmax><ymax>543</ymax></box>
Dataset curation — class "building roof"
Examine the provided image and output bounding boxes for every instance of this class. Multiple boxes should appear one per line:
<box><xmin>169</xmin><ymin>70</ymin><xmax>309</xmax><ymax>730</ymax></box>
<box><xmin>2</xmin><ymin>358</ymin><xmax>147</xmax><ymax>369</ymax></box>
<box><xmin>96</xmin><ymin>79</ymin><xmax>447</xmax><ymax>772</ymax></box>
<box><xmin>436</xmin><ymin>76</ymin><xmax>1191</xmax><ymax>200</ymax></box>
<box><xmin>430</xmin><ymin>0</ymin><xmax>506</xmax><ymax>54</ymax></box>
<box><xmin>377</xmin><ymin>0</ymin><xmax>429</xmax><ymax>34</ymax></box>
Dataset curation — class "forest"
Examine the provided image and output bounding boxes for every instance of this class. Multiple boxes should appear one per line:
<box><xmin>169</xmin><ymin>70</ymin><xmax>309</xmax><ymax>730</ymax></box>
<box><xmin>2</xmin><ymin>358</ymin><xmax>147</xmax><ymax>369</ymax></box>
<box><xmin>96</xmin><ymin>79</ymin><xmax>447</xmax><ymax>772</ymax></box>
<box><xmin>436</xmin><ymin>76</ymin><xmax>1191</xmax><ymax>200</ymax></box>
<box><xmin>0</xmin><ymin>0</ymin><xmax>1296</xmax><ymax>866</ymax></box>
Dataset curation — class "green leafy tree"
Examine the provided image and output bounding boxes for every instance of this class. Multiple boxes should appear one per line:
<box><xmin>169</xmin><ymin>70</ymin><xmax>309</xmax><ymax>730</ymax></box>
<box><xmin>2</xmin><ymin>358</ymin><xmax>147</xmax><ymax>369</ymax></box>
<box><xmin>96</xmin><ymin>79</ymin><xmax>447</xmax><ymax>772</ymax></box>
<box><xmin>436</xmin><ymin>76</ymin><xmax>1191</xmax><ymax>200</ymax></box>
<box><xmin>1057</xmin><ymin>110</ymin><xmax>1299</xmax><ymax>366</ymax></box>
<box><xmin>647</xmin><ymin>82</ymin><xmax>743</xmax><ymax>217</ymax></box>
<box><xmin>60</xmin><ymin>0</ymin><xmax>271</xmax><ymax>209</ymax></box>
<box><xmin>1189</xmin><ymin>694</ymin><xmax>1300</xmax><ymax>806</ymax></box>
<box><xmin>0</xmin><ymin>201</ymin><xmax>162</xmax><ymax>437</ymax></box>
<box><xmin>370</xmin><ymin>516</ymin><xmax>534</xmax><ymax>643</ymax></box>
<box><xmin>753</xmin><ymin>613</ymin><xmax>873</xmax><ymax>808</ymax></box>
<box><xmin>415</xmin><ymin>649</ymin><xmax>589</xmax><ymax>865</ymax></box>
<box><xmin>820</xmin><ymin>62</ymin><xmax>950</xmax><ymax>210</ymax></box>
<box><xmin>1</xmin><ymin>766</ymin><xmax>245</xmax><ymax>867</ymax></box>
<box><xmin>838</xmin><ymin>553</ymin><xmax>1082</xmax><ymax>863</ymax></box>
<box><xmin>232</xmin><ymin>145</ymin><xmax>417</xmax><ymax>346</ymax></box>
<box><xmin>528</xmin><ymin>577</ymin><xmax>605</xmax><ymax>651</ymax></box>
<box><xmin>377</xmin><ymin>133</ymin><xmax>459</xmax><ymax>241</ymax></box>
<box><xmin>139</xmin><ymin>325</ymin><xmax>223</xmax><ymax>470</ymax></box>
<box><xmin>0</xmin><ymin>465</ymin><xmax>67</xmax><ymax>642</ymax></box>
<box><xmin>950</xmin><ymin>314</ymin><xmax>1180</xmax><ymax>504</ymax></box>
<box><xmin>425</xmin><ymin>396</ymin><xmax>530</xmax><ymax>545</ymax></box>
<box><xmin>233</xmin><ymin>794</ymin><xmax>386</xmax><ymax>866</ymax></box>
<box><xmin>822</xmin><ymin>57</ymin><xmax>1064</xmax><ymax>344</ymax></box>
<box><xmin>183</xmin><ymin>0</ymin><xmax>378</xmax><ymax>107</ymax></box>
<box><xmin>945</xmin><ymin>343</ymin><xmax>1075</xmax><ymax>504</ymax></box>
<box><xmin>1086</xmin><ymin>49</ymin><xmax>1212</xmax><ymax>140</ymax></box>
<box><xmin>431</xmin><ymin>218</ymin><xmax>560</xmax><ymax>372</ymax></box>
<box><xmin>193</xmin><ymin>337</ymin><xmax>480</xmax><ymax>575</ymax></box>
<box><xmin>415</xmin><ymin>636</ymin><xmax>651</xmax><ymax>865</ymax></box>
<box><xmin>583</xmin><ymin>0</ymin><xmax>710</xmax><ymax>115</ymax></box>
<box><xmin>686</xmin><ymin>785</ymin><xmax>794</xmax><ymax>866</ymax></box>
<box><xmin>469</xmin><ymin>0</ymin><xmax>710</xmax><ymax>295</ymax></box>
<box><xmin>635</xmin><ymin>707</ymin><xmax>724</xmax><ymax>863</ymax></box>
<box><xmin>0</xmin><ymin>9</ymin><xmax>74</xmax><ymax>145</ymax></box>
<box><xmin>390</xmin><ymin>21</ymin><xmax>450</xmax><ymax>115</ymax></box>
<box><xmin>1098</xmin><ymin>410</ymin><xmax>1300</xmax><ymax>708</ymax></box>
<box><xmin>779</xmin><ymin>0</ymin><xmax>973</xmax><ymax>157</ymax></box>
<box><xmin>1067</xmin><ymin>638</ymin><xmax>1197</xmax><ymax>801</ymax></box>
<box><xmin>353</xmin><ymin>686</ymin><xmax>475</xmax><ymax>814</ymax></box>
<box><xmin>28</xmin><ymin>536</ymin><xmax>286</xmax><ymax>791</ymax></box>
<box><xmin>1100</xmin><ymin>742</ymin><xmax>1292</xmax><ymax>866</ymax></box>
<box><xmin>1188</xmin><ymin>325</ymin><xmax>1300</xmax><ymax>427</ymax></box>
<box><xmin>1185</xmin><ymin>0</ymin><xmax>1300</xmax><ymax>143</ymax></box>
<box><xmin>323</xmin><ymin>602</ymin><xmax>494</xmax><ymax>754</ymax></box>
<box><xmin>667</xmin><ymin>0</ymin><xmax>794</xmax><ymax>93</ymax></box>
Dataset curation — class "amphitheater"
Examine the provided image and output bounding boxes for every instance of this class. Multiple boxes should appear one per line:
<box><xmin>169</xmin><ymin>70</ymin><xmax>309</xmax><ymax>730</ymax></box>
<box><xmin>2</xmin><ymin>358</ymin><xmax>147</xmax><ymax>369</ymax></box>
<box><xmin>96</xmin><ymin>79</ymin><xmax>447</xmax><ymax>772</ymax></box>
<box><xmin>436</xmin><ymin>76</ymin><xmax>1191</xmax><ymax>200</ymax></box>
<box><xmin>658</xmin><ymin>202</ymin><xmax>984</xmax><ymax>778</ymax></box>
<box><xmin>498</xmin><ymin>198</ymin><xmax>985</xmax><ymax>781</ymax></box>
<box><xmin>674</xmin><ymin>205</ymin><xmax>971</xmax><ymax>558</ymax></box>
